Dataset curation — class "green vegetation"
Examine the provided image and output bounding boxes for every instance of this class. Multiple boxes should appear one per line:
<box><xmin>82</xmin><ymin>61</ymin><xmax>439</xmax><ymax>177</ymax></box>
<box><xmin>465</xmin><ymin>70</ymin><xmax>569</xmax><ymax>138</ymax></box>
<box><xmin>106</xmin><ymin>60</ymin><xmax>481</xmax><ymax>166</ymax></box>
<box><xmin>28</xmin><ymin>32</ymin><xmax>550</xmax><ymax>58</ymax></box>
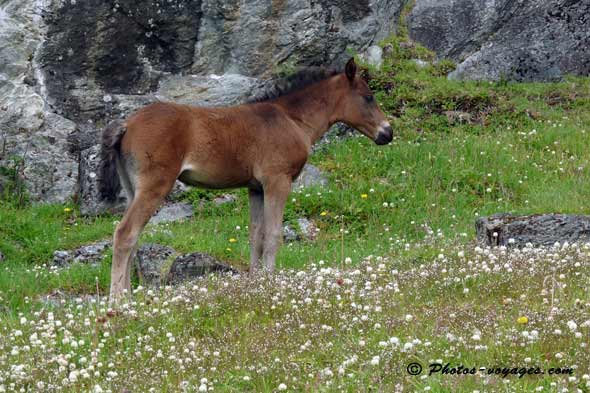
<box><xmin>1</xmin><ymin>38</ymin><xmax>590</xmax><ymax>391</ymax></box>
<box><xmin>0</xmin><ymin>156</ymin><xmax>29</xmax><ymax>206</ymax></box>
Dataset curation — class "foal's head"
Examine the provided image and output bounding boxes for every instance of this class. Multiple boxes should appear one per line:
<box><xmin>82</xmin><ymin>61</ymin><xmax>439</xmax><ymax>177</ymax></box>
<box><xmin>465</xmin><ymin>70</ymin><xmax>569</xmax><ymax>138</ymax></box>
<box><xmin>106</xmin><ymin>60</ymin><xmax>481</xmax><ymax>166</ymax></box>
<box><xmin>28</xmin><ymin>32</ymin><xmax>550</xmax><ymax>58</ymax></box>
<box><xmin>338</xmin><ymin>58</ymin><xmax>393</xmax><ymax>145</ymax></box>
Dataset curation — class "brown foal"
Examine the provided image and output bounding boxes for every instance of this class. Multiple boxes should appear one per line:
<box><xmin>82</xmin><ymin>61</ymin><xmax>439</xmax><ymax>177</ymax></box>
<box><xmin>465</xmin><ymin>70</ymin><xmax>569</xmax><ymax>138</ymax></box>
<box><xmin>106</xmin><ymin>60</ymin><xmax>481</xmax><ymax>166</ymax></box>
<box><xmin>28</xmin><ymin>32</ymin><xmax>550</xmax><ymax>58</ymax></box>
<box><xmin>99</xmin><ymin>58</ymin><xmax>393</xmax><ymax>299</ymax></box>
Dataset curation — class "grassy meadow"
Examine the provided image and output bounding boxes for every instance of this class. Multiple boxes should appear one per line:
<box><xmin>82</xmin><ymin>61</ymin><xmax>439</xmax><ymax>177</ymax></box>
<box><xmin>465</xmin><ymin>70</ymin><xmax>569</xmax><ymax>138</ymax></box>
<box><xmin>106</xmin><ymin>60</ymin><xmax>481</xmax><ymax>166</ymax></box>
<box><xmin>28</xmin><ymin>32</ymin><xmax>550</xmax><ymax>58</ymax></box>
<box><xmin>1</xmin><ymin>39</ymin><xmax>590</xmax><ymax>391</ymax></box>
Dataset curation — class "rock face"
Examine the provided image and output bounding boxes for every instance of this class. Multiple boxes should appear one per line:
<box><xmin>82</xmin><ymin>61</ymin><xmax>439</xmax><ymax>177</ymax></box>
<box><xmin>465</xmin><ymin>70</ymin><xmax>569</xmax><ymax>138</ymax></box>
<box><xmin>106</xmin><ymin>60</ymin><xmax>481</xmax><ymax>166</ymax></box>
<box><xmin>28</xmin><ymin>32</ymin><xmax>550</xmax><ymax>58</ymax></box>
<box><xmin>476</xmin><ymin>214</ymin><xmax>590</xmax><ymax>247</ymax></box>
<box><xmin>37</xmin><ymin>0</ymin><xmax>404</xmax><ymax>125</ymax></box>
<box><xmin>0</xmin><ymin>0</ymin><xmax>79</xmax><ymax>203</ymax></box>
<box><xmin>192</xmin><ymin>0</ymin><xmax>404</xmax><ymax>77</ymax></box>
<box><xmin>408</xmin><ymin>0</ymin><xmax>590</xmax><ymax>81</ymax></box>
<box><xmin>0</xmin><ymin>0</ymin><xmax>404</xmax><ymax>207</ymax></box>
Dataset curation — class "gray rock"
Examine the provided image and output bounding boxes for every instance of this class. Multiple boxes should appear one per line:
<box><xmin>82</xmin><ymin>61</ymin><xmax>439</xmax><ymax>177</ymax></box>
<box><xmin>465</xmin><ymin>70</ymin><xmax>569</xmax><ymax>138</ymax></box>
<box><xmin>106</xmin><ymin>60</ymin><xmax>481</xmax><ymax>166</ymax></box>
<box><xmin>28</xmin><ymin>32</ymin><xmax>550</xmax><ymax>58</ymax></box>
<box><xmin>412</xmin><ymin>59</ymin><xmax>429</xmax><ymax>68</ymax></box>
<box><xmin>150</xmin><ymin>203</ymin><xmax>194</xmax><ymax>225</ymax></box>
<box><xmin>51</xmin><ymin>250</ymin><xmax>72</xmax><ymax>267</ymax></box>
<box><xmin>476</xmin><ymin>214</ymin><xmax>590</xmax><ymax>248</ymax></box>
<box><xmin>316</xmin><ymin>123</ymin><xmax>356</xmax><ymax>146</ymax></box>
<box><xmin>79</xmin><ymin>145</ymin><xmax>128</xmax><ymax>216</ymax></box>
<box><xmin>297</xmin><ymin>217</ymin><xmax>319</xmax><ymax>240</ymax></box>
<box><xmin>408</xmin><ymin>0</ymin><xmax>590</xmax><ymax>81</ymax></box>
<box><xmin>74</xmin><ymin>241</ymin><xmax>111</xmax><ymax>263</ymax></box>
<box><xmin>283</xmin><ymin>225</ymin><xmax>299</xmax><ymax>243</ymax></box>
<box><xmin>168</xmin><ymin>181</ymin><xmax>191</xmax><ymax>201</ymax></box>
<box><xmin>135</xmin><ymin>243</ymin><xmax>177</xmax><ymax>286</ymax></box>
<box><xmin>52</xmin><ymin>240</ymin><xmax>111</xmax><ymax>266</ymax></box>
<box><xmin>382</xmin><ymin>43</ymin><xmax>394</xmax><ymax>58</ymax></box>
<box><xmin>0</xmin><ymin>94</ymin><xmax>80</xmax><ymax>203</ymax></box>
<box><xmin>293</xmin><ymin>164</ymin><xmax>329</xmax><ymax>190</ymax></box>
<box><xmin>0</xmin><ymin>1</ymin><xmax>42</xmax><ymax>82</ymax></box>
<box><xmin>167</xmin><ymin>252</ymin><xmax>237</xmax><ymax>284</ymax></box>
<box><xmin>212</xmin><ymin>194</ymin><xmax>236</xmax><ymax>206</ymax></box>
<box><xmin>361</xmin><ymin>45</ymin><xmax>383</xmax><ymax>68</ymax></box>
<box><xmin>135</xmin><ymin>243</ymin><xmax>236</xmax><ymax>286</ymax></box>
<box><xmin>283</xmin><ymin>217</ymin><xmax>318</xmax><ymax>242</ymax></box>
<box><xmin>444</xmin><ymin>110</ymin><xmax>473</xmax><ymax>125</ymax></box>
<box><xmin>0</xmin><ymin>1</ymin><xmax>79</xmax><ymax>203</ymax></box>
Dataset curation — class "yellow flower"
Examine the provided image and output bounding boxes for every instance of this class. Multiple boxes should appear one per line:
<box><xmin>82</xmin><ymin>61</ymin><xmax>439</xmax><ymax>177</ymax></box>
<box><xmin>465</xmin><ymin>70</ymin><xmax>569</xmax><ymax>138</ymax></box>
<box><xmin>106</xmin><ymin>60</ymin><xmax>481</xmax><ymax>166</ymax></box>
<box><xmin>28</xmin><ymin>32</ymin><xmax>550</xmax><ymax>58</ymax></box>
<box><xmin>64</xmin><ymin>207</ymin><xmax>72</xmax><ymax>213</ymax></box>
<box><xmin>320</xmin><ymin>211</ymin><xmax>328</xmax><ymax>216</ymax></box>
<box><xmin>226</xmin><ymin>247</ymin><xmax>232</xmax><ymax>252</ymax></box>
<box><xmin>517</xmin><ymin>316</ymin><xmax>529</xmax><ymax>325</ymax></box>
<box><xmin>361</xmin><ymin>194</ymin><xmax>368</xmax><ymax>199</ymax></box>
<box><xmin>229</xmin><ymin>238</ymin><xmax>237</xmax><ymax>243</ymax></box>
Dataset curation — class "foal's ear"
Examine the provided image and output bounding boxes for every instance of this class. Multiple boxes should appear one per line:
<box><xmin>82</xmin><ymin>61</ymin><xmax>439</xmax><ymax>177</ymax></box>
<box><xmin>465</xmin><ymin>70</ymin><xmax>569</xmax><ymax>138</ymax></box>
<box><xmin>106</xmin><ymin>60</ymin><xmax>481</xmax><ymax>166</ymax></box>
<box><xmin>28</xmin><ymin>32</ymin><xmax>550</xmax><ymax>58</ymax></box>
<box><xmin>345</xmin><ymin>58</ymin><xmax>357</xmax><ymax>82</ymax></box>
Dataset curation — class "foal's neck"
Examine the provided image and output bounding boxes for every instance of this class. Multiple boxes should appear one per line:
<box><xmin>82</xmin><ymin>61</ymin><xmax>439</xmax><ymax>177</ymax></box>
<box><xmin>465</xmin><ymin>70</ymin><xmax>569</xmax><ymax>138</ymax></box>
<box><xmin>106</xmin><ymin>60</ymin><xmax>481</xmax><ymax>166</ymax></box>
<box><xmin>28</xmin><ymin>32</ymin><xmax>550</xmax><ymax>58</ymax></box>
<box><xmin>275</xmin><ymin>76</ymin><xmax>344</xmax><ymax>145</ymax></box>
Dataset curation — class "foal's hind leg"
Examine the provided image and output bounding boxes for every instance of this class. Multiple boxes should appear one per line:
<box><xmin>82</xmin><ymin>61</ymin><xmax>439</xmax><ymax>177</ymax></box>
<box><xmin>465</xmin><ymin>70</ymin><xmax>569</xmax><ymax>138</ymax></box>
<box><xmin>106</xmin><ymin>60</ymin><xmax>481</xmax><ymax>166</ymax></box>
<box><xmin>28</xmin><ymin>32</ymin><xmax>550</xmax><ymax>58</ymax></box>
<box><xmin>248</xmin><ymin>189</ymin><xmax>264</xmax><ymax>274</ymax></box>
<box><xmin>110</xmin><ymin>177</ymin><xmax>175</xmax><ymax>300</ymax></box>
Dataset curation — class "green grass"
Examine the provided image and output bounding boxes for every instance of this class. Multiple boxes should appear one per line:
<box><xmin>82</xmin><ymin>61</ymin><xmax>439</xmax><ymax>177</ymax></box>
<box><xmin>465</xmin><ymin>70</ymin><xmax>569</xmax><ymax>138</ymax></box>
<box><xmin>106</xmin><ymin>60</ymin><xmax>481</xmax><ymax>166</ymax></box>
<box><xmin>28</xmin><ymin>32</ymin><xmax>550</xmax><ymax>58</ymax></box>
<box><xmin>1</xmin><ymin>37</ymin><xmax>590</xmax><ymax>391</ymax></box>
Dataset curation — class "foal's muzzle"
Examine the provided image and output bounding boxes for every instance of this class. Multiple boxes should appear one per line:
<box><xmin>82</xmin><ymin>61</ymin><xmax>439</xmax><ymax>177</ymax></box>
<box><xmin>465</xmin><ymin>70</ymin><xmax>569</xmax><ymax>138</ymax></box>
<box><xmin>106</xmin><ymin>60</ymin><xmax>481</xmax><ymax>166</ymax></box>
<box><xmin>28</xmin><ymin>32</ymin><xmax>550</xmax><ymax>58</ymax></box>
<box><xmin>375</xmin><ymin>125</ymin><xmax>393</xmax><ymax>145</ymax></box>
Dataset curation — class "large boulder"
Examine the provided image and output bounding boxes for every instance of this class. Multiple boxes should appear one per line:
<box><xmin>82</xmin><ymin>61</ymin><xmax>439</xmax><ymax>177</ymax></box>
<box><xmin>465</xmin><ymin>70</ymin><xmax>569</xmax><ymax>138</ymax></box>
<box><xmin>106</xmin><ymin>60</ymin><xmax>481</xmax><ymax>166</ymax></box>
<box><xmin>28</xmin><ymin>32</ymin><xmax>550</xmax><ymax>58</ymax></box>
<box><xmin>476</xmin><ymin>214</ymin><xmax>590</xmax><ymax>247</ymax></box>
<box><xmin>408</xmin><ymin>0</ymin><xmax>590</xmax><ymax>81</ymax></box>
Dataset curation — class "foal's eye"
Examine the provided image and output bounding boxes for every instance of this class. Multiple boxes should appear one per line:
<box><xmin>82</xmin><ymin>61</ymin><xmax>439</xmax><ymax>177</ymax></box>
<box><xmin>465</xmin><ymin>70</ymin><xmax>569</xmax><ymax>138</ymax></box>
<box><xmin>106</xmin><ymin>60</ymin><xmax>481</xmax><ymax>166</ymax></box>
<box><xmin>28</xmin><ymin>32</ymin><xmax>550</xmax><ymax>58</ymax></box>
<box><xmin>364</xmin><ymin>95</ymin><xmax>374</xmax><ymax>103</ymax></box>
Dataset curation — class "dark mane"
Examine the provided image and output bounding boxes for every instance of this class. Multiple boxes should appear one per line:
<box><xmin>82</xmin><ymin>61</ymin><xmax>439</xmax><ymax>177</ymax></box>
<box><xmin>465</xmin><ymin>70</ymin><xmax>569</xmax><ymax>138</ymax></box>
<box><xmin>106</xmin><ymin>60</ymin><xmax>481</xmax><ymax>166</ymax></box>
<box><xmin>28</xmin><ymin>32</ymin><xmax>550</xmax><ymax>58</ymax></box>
<box><xmin>249</xmin><ymin>67</ymin><xmax>340</xmax><ymax>103</ymax></box>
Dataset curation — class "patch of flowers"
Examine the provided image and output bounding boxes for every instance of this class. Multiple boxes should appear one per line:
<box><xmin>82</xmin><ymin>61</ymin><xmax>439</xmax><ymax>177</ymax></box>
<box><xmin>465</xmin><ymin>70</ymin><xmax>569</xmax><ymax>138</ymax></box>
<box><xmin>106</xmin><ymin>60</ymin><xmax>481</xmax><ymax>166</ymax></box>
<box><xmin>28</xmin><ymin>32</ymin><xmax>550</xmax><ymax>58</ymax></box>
<box><xmin>1</xmin><ymin>242</ymin><xmax>590</xmax><ymax>391</ymax></box>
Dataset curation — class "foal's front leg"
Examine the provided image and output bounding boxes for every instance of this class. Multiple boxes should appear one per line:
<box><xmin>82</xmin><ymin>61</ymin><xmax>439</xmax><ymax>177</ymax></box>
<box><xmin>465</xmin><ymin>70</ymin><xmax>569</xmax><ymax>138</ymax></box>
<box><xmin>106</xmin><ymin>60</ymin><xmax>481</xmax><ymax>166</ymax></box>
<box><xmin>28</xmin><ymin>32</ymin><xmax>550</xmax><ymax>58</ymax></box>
<box><xmin>262</xmin><ymin>176</ymin><xmax>292</xmax><ymax>272</ymax></box>
<box><xmin>248</xmin><ymin>189</ymin><xmax>264</xmax><ymax>274</ymax></box>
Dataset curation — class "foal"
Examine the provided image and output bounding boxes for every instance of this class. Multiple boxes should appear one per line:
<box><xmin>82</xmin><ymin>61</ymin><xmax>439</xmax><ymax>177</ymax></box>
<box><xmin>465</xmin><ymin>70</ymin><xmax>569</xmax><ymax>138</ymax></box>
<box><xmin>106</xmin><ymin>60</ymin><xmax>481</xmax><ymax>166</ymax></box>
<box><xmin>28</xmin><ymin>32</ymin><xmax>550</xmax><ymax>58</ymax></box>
<box><xmin>99</xmin><ymin>58</ymin><xmax>392</xmax><ymax>299</ymax></box>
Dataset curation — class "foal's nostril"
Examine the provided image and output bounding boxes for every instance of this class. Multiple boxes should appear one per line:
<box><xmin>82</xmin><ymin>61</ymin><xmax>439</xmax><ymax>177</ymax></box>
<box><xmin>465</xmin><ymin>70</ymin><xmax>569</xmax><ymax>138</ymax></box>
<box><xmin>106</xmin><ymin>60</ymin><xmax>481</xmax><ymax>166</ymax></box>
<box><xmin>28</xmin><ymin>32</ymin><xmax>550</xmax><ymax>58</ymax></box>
<box><xmin>375</xmin><ymin>127</ymin><xmax>393</xmax><ymax>145</ymax></box>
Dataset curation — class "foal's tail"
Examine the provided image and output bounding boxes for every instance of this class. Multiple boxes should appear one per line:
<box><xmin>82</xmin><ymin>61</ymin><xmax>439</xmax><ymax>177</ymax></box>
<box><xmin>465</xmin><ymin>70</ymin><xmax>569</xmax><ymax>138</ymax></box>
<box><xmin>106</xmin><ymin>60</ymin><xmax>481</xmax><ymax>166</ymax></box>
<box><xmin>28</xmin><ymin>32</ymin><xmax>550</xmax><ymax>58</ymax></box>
<box><xmin>98</xmin><ymin>119</ymin><xmax>126</xmax><ymax>202</ymax></box>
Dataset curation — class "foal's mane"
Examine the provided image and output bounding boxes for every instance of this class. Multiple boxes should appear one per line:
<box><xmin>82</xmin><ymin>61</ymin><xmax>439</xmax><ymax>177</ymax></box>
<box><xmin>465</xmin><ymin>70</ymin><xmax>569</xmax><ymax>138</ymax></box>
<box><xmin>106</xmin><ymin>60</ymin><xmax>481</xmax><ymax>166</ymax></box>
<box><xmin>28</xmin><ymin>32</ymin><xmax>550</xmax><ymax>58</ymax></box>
<box><xmin>249</xmin><ymin>67</ymin><xmax>340</xmax><ymax>104</ymax></box>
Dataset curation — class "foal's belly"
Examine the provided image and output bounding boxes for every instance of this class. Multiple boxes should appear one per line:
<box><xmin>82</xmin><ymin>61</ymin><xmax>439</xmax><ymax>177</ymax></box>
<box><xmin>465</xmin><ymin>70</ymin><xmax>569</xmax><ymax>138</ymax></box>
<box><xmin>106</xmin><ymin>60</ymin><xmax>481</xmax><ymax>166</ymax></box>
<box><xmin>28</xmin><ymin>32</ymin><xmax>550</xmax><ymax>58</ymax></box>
<box><xmin>178</xmin><ymin>168</ymin><xmax>251</xmax><ymax>189</ymax></box>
